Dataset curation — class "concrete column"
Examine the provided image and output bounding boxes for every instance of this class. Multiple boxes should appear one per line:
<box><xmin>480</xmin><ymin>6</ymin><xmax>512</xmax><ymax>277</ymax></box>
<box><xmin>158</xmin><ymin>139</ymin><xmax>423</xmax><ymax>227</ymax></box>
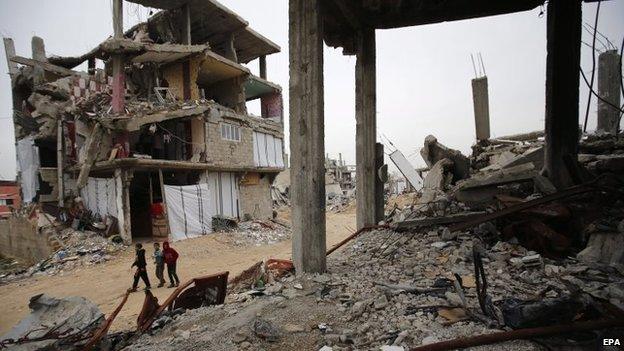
<box><xmin>3</xmin><ymin>38</ymin><xmax>18</xmax><ymax>77</ymax></box>
<box><xmin>471</xmin><ymin>77</ymin><xmax>490</xmax><ymax>141</ymax></box>
<box><xmin>259</xmin><ymin>55</ymin><xmax>267</xmax><ymax>79</ymax></box>
<box><xmin>543</xmin><ymin>0</ymin><xmax>582</xmax><ymax>189</ymax></box>
<box><xmin>224</xmin><ymin>32</ymin><xmax>238</xmax><ymax>63</ymax></box>
<box><xmin>31</xmin><ymin>36</ymin><xmax>46</xmax><ymax>62</ymax></box>
<box><xmin>115</xmin><ymin>169</ymin><xmax>133</xmax><ymax>244</ymax></box>
<box><xmin>597</xmin><ymin>50</ymin><xmax>621</xmax><ymax>134</ymax></box>
<box><xmin>289</xmin><ymin>0</ymin><xmax>326</xmax><ymax>273</ymax></box>
<box><xmin>355</xmin><ymin>28</ymin><xmax>377</xmax><ymax>230</ymax></box>
<box><xmin>180</xmin><ymin>4</ymin><xmax>192</xmax><ymax>45</ymax></box>
<box><xmin>57</xmin><ymin>120</ymin><xmax>64</xmax><ymax>207</ymax></box>
<box><xmin>374</xmin><ymin>143</ymin><xmax>385</xmax><ymax>224</ymax></box>
<box><xmin>112</xmin><ymin>0</ymin><xmax>125</xmax><ymax>114</ymax></box>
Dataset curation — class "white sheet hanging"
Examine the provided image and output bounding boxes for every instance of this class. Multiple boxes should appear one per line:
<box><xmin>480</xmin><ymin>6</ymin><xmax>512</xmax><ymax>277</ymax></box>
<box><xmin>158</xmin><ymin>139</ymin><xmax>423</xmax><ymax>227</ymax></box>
<box><xmin>81</xmin><ymin>177</ymin><xmax>117</xmax><ymax>218</ymax></box>
<box><xmin>266</xmin><ymin>134</ymin><xmax>276</xmax><ymax>167</ymax></box>
<box><xmin>202</xmin><ymin>172</ymin><xmax>239</xmax><ymax>218</ymax></box>
<box><xmin>164</xmin><ymin>184</ymin><xmax>215</xmax><ymax>241</ymax></box>
<box><xmin>16</xmin><ymin>137</ymin><xmax>40</xmax><ymax>203</ymax></box>
<box><xmin>253</xmin><ymin>132</ymin><xmax>284</xmax><ymax>169</ymax></box>
<box><xmin>274</xmin><ymin>137</ymin><xmax>285</xmax><ymax>168</ymax></box>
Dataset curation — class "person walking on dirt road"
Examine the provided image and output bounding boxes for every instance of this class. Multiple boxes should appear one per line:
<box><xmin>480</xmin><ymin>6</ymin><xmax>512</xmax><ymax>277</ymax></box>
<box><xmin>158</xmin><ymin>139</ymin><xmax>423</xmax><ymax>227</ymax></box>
<box><xmin>163</xmin><ymin>241</ymin><xmax>180</xmax><ymax>288</ymax></box>
<box><xmin>130</xmin><ymin>243</ymin><xmax>151</xmax><ymax>292</ymax></box>
<box><xmin>153</xmin><ymin>242</ymin><xmax>166</xmax><ymax>287</ymax></box>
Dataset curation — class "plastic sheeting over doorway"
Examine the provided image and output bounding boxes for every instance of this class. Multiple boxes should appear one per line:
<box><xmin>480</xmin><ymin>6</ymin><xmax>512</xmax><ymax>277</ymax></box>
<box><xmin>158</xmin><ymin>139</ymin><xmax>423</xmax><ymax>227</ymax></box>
<box><xmin>81</xmin><ymin>177</ymin><xmax>117</xmax><ymax>218</ymax></box>
<box><xmin>164</xmin><ymin>184</ymin><xmax>215</xmax><ymax>241</ymax></box>
<box><xmin>164</xmin><ymin>172</ymin><xmax>239</xmax><ymax>241</ymax></box>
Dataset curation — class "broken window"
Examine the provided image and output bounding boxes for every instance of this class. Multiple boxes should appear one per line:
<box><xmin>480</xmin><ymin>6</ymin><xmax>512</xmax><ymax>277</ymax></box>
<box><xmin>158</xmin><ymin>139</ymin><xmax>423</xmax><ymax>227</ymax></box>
<box><xmin>35</xmin><ymin>139</ymin><xmax>57</xmax><ymax>167</ymax></box>
<box><xmin>220</xmin><ymin>123</ymin><xmax>241</xmax><ymax>142</ymax></box>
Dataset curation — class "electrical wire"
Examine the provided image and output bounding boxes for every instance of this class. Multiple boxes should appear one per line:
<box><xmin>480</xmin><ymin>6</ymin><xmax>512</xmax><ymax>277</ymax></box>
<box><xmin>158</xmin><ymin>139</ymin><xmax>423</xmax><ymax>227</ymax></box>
<box><xmin>581</xmin><ymin>41</ymin><xmax>603</xmax><ymax>54</ymax></box>
<box><xmin>156</xmin><ymin>123</ymin><xmax>205</xmax><ymax>146</ymax></box>
<box><xmin>582</xmin><ymin>23</ymin><xmax>609</xmax><ymax>52</ymax></box>
<box><xmin>583</xmin><ymin>21</ymin><xmax>616</xmax><ymax>50</ymax></box>
<box><xmin>582</xmin><ymin>1</ymin><xmax>601</xmax><ymax>133</ymax></box>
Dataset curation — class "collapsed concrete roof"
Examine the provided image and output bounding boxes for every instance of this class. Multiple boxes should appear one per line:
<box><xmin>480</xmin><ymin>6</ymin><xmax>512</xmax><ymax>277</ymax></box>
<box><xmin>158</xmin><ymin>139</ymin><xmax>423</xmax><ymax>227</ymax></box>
<box><xmin>126</xmin><ymin>0</ymin><xmax>280</xmax><ymax>63</ymax></box>
<box><xmin>48</xmin><ymin>0</ymin><xmax>280</xmax><ymax>68</ymax></box>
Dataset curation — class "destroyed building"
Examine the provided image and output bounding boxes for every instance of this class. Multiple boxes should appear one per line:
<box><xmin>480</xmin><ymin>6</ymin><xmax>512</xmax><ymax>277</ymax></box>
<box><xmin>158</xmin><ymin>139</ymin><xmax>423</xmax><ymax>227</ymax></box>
<box><xmin>325</xmin><ymin>154</ymin><xmax>355</xmax><ymax>196</ymax></box>
<box><xmin>5</xmin><ymin>0</ymin><xmax>285</xmax><ymax>243</ymax></box>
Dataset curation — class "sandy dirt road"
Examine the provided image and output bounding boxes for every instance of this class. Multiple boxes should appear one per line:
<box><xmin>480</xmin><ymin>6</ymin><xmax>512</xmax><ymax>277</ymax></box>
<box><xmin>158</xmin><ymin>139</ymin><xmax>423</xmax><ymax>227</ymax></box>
<box><xmin>0</xmin><ymin>210</ymin><xmax>356</xmax><ymax>334</ymax></box>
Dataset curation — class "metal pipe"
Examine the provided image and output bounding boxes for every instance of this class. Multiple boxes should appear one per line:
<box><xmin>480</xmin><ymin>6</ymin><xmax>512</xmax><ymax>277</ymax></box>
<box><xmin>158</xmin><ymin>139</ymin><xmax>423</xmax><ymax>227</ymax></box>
<box><xmin>410</xmin><ymin>318</ymin><xmax>623</xmax><ymax>351</ymax></box>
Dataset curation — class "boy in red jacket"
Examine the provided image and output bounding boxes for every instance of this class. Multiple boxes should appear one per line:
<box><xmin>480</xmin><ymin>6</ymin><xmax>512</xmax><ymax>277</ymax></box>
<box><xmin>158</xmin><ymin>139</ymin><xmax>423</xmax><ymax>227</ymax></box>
<box><xmin>163</xmin><ymin>241</ymin><xmax>180</xmax><ymax>287</ymax></box>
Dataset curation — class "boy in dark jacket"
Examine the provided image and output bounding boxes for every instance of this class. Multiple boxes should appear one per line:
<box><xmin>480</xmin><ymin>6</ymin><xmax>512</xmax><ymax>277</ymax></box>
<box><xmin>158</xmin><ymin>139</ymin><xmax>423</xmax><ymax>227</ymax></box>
<box><xmin>153</xmin><ymin>242</ymin><xmax>165</xmax><ymax>287</ymax></box>
<box><xmin>130</xmin><ymin>243</ymin><xmax>151</xmax><ymax>292</ymax></box>
<box><xmin>163</xmin><ymin>241</ymin><xmax>180</xmax><ymax>288</ymax></box>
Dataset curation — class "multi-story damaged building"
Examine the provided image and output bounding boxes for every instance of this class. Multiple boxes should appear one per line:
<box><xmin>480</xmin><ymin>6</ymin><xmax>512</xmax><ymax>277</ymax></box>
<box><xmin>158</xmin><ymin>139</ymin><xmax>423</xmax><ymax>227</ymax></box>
<box><xmin>5</xmin><ymin>0</ymin><xmax>285</xmax><ymax>243</ymax></box>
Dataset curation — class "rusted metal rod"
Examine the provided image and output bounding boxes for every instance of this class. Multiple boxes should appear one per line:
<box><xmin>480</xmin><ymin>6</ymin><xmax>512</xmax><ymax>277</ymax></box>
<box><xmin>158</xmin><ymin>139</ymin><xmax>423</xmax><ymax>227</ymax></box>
<box><xmin>449</xmin><ymin>184</ymin><xmax>595</xmax><ymax>232</ymax></box>
<box><xmin>326</xmin><ymin>225</ymin><xmax>389</xmax><ymax>255</ymax></box>
<box><xmin>410</xmin><ymin>318</ymin><xmax>623</xmax><ymax>351</ymax></box>
<box><xmin>81</xmin><ymin>290</ymin><xmax>131</xmax><ymax>351</ymax></box>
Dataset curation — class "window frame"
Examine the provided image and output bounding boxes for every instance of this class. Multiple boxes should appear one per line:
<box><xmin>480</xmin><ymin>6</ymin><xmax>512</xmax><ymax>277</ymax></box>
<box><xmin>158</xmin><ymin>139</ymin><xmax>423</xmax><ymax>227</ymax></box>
<box><xmin>220</xmin><ymin>123</ymin><xmax>241</xmax><ymax>142</ymax></box>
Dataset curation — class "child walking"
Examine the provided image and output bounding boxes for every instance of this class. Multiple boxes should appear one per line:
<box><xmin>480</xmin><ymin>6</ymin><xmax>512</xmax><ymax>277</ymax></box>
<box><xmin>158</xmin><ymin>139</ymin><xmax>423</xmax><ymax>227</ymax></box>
<box><xmin>130</xmin><ymin>243</ymin><xmax>151</xmax><ymax>292</ymax></box>
<box><xmin>153</xmin><ymin>242</ymin><xmax>166</xmax><ymax>287</ymax></box>
<box><xmin>163</xmin><ymin>241</ymin><xmax>180</xmax><ymax>288</ymax></box>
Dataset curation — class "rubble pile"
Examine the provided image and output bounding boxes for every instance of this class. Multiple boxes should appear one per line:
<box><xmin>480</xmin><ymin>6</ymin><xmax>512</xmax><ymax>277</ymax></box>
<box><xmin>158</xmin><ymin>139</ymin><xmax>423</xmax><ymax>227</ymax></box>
<box><xmin>216</xmin><ymin>220</ymin><xmax>291</xmax><ymax>247</ymax></box>
<box><xmin>0</xmin><ymin>228</ymin><xmax>126</xmax><ymax>284</ymax></box>
<box><xmin>327</xmin><ymin>193</ymin><xmax>355</xmax><ymax>213</ymax></box>
<box><xmin>121</xmin><ymin>223</ymin><xmax>624</xmax><ymax>350</ymax></box>
<box><xmin>0</xmin><ymin>294</ymin><xmax>104</xmax><ymax>350</ymax></box>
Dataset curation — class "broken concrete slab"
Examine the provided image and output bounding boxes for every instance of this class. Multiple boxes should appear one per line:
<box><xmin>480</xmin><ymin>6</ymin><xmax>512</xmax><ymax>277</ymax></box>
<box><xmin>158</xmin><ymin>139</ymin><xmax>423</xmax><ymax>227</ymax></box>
<box><xmin>577</xmin><ymin>232</ymin><xmax>624</xmax><ymax>268</ymax></box>
<box><xmin>499</xmin><ymin>146</ymin><xmax>544</xmax><ymax>170</ymax></box>
<box><xmin>586</xmin><ymin>155</ymin><xmax>624</xmax><ymax>173</ymax></box>
<box><xmin>419</xmin><ymin>158</ymin><xmax>453</xmax><ymax>204</ymax></box>
<box><xmin>420</xmin><ymin>135</ymin><xmax>470</xmax><ymax>181</ymax></box>
<box><xmin>533</xmin><ymin>174</ymin><xmax>557</xmax><ymax>194</ymax></box>
<box><xmin>452</xmin><ymin>163</ymin><xmax>537</xmax><ymax>204</ymax></box>
<box><xmin>1</xmin><ymin>294</ymin><xmax>104</xmax><ymax>350</ymax></box>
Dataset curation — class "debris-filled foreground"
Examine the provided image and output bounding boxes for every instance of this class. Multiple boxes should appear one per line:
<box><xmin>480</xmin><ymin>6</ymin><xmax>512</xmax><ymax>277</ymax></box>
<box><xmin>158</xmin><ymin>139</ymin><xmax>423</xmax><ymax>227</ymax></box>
<box><xmin>116</xmin><ymin>224</ymin><xmax>624</xmax><ymax>350</ymax></box>
<box><xmin>3</xmin><ymin>133</ymin><xmax>624</xmax><ymax>350</ymax></box>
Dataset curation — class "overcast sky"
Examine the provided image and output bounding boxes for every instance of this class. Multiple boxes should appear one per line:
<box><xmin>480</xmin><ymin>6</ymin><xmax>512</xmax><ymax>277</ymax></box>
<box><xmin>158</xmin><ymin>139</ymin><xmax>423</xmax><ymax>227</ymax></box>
<box><xmin>0</xmin><ymin>0</ymin><xmax>622</xmax><ymax>180</ymax></box>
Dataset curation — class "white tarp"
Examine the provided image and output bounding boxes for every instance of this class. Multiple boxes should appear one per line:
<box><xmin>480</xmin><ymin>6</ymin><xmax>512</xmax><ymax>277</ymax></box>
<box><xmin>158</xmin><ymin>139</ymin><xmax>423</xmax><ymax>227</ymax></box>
<box><xmin>274</xmin><ymin>138</ymin><xmax>285</xmax><ymax>168</ymax></box>
<box><xmin>202</xmin><ymin>172</ymin><xmax>239</xmax><ymax>218</ymax></box>
<box><xmin>253</xmin><ymin>132</ymin><xmax>284</xmax><ymax>168</ymax></box>
<box><xmin>164</xmin><ymin>184</ymin><xmax>215</xmax><ymax>241</ymax></box>
<box><xmin>389</xmin><ymin>150</ymin><xmax>423</xmax><ymax>190</ymax></box>
<box><xmin>81</xmin><ymin>177</ymin><xmax>117</xmax><ymax>218</ymax></box>
<box><xmin>16</xmin><ymin>136</ymin><xmax>40</xmax><ymax>203</ymax></box>
<box><xmin>266</xmin><ymin>134</ymin><xmax>276</xmax><ymax>167</ymax></box>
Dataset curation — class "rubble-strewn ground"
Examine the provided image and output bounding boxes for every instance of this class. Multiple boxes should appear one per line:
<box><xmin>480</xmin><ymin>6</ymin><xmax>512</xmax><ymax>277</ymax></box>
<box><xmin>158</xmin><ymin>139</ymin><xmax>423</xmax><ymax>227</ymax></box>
<box><xmin>0</xmin><ymin>228</ymin><xmax>127</xmax><ymax>284</ymax></box>
<box><xmin>0</xmin><ymin>210</ymin><xmax>356</xmax><ymax>335</ymax></box>
<box><xmin>124</xmin><ymin>225</ymin><xmax>624</xmax><ymax>350</ymax></box>
<box><xmin>215</xmin><ymin>220</ymin><xmax>291</xmax><ymax>247</ymax></box>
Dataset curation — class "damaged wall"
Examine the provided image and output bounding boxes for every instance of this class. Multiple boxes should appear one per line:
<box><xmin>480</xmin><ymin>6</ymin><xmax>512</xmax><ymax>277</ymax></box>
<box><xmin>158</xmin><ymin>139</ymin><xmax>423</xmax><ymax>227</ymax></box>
<box><xmin>0</xmin><ymin>217</ymin><xmax>54</xmax><ymax>264</ymax></box>
<box><xmin>205</xmin><ymin>76</ymin><xmax>248</xmax><ymax>114</ymax></box>
<box><xmin>205</xmin><ymin>119</ymin><xmax>254</xmax><ymax>167</ymax></box>
<box><xmin>162</xmin><ymin>56</ymin><xmax>203</xmax><ymax>101</ymax></box>
<box><xmin>239</xmin><ymin>173</ymin><xmax>273</xmax><ymax>220</ymax></box>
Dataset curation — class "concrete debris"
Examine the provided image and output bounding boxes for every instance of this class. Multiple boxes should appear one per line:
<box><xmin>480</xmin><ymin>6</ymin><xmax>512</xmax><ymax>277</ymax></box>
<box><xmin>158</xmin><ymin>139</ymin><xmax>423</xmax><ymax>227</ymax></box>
<box><xmin>217</xmin><ymin>220</ymin><xmax>291</xmax><ymax>247</ymax></box>
<box><xmin>421</xmin><ymin>135</ymin><xmax>471</xmax><ymax>182</ymax></box>
<box><xmin>577</xmin><ymin>232</ymin><xmax>624</xmax><ymax>268</ymax></box>
<box><xmin>252</xmin><ymin>318</ymin><xmax>281</xmax><ymax>342</ymax></box>
<box><xmin>419</xmin><ymin>158</ymin><xmax>453</xmax><ymax>204</ymax></box>
<box><xmin>1</xmin><ymin>294</ymin><xmax>104</xmax><ymax>350</ymax></box>
<box><xmin>114</xmin><ymin>218</ymin><xmax>624</xmax><ymax>350</ymax></box>
<box><xmin>1</xmin><ymin>228</ymin><xmax>126</xmax><ymax>284</ymax></box>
